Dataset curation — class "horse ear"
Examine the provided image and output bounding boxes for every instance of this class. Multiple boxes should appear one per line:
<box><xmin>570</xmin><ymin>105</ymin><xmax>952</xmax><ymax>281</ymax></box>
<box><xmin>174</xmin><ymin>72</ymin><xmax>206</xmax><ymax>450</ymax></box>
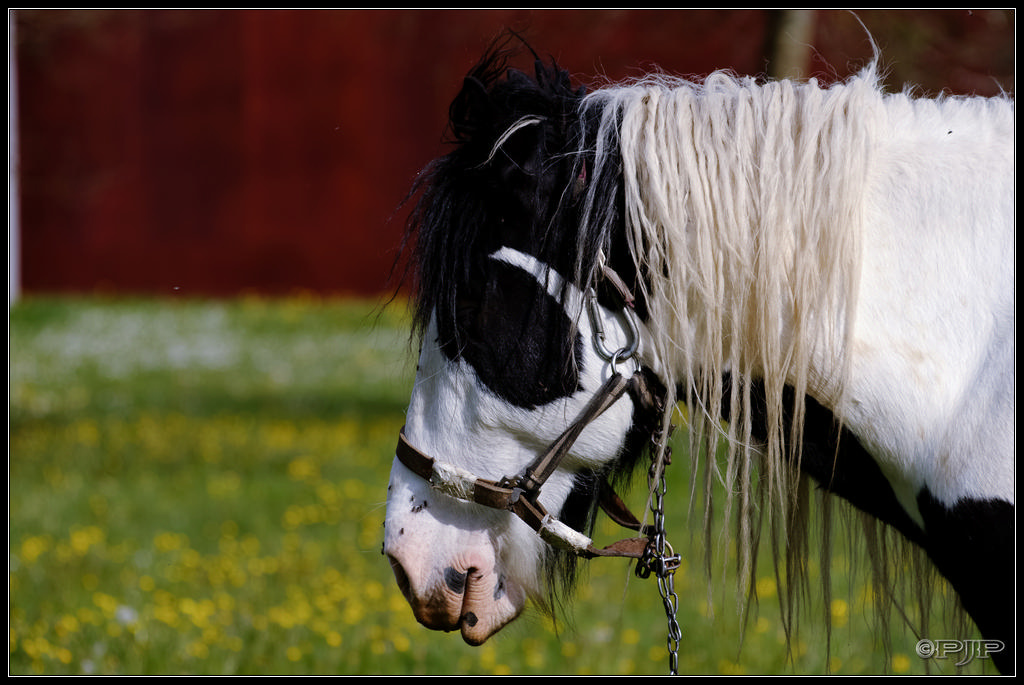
<box><xmin>533</xmin><ymin>57</ymin><xmax>586</xmax><ymax>100</ymax></box>
<box><xmin>448</xmin><ymin>36</ymin><xmax>519</xmax><ymax>143</ymax></box>
<box><xmin>448</xmin><ymin>76</ymin><xmax>492</xmax><ymax>142</ymax></box>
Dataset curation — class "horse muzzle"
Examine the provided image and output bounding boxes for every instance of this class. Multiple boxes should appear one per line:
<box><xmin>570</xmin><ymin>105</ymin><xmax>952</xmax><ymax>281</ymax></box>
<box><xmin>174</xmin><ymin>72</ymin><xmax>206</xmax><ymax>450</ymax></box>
<box><xmin>385</xmin><ymin>540</ymin><xmax>525</xmax><ymax>645</ymax></box>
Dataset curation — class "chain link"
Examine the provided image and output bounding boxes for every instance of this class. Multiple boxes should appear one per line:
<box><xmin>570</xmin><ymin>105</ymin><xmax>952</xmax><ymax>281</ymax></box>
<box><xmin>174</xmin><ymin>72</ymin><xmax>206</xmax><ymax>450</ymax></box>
<box><xmin>635</xmin><ymin>432</ymin><xmax>682</xmax><ymax>675</ymax></box>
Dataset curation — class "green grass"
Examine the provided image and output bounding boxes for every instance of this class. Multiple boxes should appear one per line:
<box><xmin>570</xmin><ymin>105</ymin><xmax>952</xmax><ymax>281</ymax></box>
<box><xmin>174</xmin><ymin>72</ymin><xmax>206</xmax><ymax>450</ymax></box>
<box><xmin>9</xmin><ymin>296</ymin><xmax>990</xmax><ymax>675</ymax></box>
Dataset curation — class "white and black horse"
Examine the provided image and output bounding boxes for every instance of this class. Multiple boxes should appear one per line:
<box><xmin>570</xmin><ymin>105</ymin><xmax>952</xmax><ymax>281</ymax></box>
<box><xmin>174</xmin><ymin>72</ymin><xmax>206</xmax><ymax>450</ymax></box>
<box><xmin>383</xmin><ymin>39</ymin><xmax>1014</xmax><ymax>674</ymax></box>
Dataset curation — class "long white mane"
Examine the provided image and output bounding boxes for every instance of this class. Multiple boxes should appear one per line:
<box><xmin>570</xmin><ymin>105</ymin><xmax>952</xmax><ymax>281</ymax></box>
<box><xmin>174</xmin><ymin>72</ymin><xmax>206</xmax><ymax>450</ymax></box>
<box><xmin>585</xmin><ymin>65</ymin><xmax>874</xmax><ymax>529</ymax></box>
<box><xmin>578</xmin><ymin>63</ymin><xmax>958</xmax><ymax>644</ymax></box>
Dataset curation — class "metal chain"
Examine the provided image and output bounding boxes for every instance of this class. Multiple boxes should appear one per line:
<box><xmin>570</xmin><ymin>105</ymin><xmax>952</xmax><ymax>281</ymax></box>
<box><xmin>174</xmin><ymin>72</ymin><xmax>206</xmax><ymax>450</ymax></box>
<box><xmin>635</xmin><ymin>432</ymin><xmax>682</xmax><ymax>675</ymax></box>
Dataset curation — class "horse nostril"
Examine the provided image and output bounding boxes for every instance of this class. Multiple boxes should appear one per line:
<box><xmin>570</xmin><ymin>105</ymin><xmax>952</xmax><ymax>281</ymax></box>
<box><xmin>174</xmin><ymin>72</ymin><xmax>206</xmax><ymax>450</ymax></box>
<box><xmin>444</xmin><ymin>567</ymin><xmax>468</xmax><ymax>594</ymax></box>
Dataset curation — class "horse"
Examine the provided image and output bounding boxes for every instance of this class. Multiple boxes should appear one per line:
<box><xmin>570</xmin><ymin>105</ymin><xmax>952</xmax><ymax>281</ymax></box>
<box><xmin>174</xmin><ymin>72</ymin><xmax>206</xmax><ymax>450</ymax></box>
<box><xmin>382</xmin><ymin>38</ymin><xmax>1014</xmax><ymax>674</ymax></box>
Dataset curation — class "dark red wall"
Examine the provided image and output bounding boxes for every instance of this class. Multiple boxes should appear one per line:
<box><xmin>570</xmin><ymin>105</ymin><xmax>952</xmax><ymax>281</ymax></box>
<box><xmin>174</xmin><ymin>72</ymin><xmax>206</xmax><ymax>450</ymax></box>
<box><xmin>13</xmin><ymin>9</ymin><xmax>1014</xmax><ymax>297</ymax></box>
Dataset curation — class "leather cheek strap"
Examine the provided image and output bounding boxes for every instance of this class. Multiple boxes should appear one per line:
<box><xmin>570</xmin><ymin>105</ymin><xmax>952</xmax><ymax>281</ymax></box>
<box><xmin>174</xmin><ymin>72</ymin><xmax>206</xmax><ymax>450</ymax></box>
<box><xmin>396</xmin><ymin>428</ymin><xmax>650</xmax><ymax>559</ymax></box>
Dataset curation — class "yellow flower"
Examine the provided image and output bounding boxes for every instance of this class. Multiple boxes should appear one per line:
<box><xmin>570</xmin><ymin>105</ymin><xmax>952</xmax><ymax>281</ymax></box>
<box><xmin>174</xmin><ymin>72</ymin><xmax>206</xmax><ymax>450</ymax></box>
<box><xmin>282</xmin><ymin>506</ymin><xmax>305</xmax><ymax>530</ymax></box>
<box><xmin>391</xmin><ymin>632</ymin><xmax>410</xmax><ymax>653</ymax></box>
<box><xmin>287</xmin><ymin>455</ymin><xmax>319</xmax><ymax>481</ymax></box>
<box><xmin>525</xmin><ymin>647</ymin><xmax>545</xmax><ymax>669</ymax></box>
<box><xmin>718</xmin><ymin>659</ymin><xmax>747</xmax><ymax>675</ymax></box>
<box><xmin>187</xmin><ymin>640</ymin><xmax>210</xmax><ymax>659</ymax></box>
<box><xmin>76</xmin><ymin>607</ymin><xmax>101</xmax><ymax>626</ymax></box>
<box><xmin>74</xmin><ymin>419</ymin><xmax>100</xmax><ymax>447</ymax></box>
<box><xmin>621</xmin><ymin>658</ymin><xmax>639</xmax><ymax>674</ymax></box>
<box><xmin>19</xmin><ymin>535</ymin><xmax>51</xmax><ymax>564</ymax></box>
<box><xmin>830</xmin><ymin>598</ymin><xmax>849</xmax><ymax>628</ymax></box>
<box><xmin>92</xmin><ymin>592</ymin><xmax>119</xmax><ymax>618</ymax></box>
<box><xmin>180</xmin><ymin>597</ymin><xmax>216</xmax><ymax>628</ymax></box>
<box><xmin>755</xmin><ymin>576</ymin><xmax>777</xmax><ymax>599</ymax></box>
<box><xmin>153</xmin><ymin>604</ymin><xmax>179</xmax><ymax>627</ymax></box>
<box><xmin>55</xmin><ymin>614</ymin><xmax>80</xmax><ymax>637</ymax></box>
<box><xmin>70</xmin><ymin>526</ymin><xmax>104</xmax><ymax>556</ymax></box>
<box><xmin>154</xmin><ymin>531</ymin><xmax>188</xmax><ymax>552</ymax></box>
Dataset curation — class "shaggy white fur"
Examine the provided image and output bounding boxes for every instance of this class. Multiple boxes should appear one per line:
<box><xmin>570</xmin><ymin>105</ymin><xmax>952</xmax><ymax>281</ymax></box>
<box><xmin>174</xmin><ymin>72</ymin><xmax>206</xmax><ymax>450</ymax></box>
<box><xmin>580</xmin><ymin>64</ymin><xmax>1014</xmax><ymax>594</ymax></box>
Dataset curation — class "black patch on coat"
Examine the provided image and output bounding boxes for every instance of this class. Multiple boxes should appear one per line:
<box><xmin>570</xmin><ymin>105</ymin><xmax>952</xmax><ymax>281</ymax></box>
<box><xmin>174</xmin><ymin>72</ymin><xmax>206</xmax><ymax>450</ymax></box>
<box><xmin>437</xmin><ymin>258</ymin><xmax>582</xmax><ymax>409</ymax></box>
<box><xmin>740</xmin><ymin>379</ymin><xmax>1015</xmax><ymax>674</ymax></box>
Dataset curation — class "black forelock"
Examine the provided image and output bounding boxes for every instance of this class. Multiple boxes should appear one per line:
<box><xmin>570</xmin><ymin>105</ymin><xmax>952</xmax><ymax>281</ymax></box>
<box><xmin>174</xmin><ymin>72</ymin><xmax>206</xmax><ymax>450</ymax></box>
<box><xmin>397</xmin><ymin>34</ymin><xmax>593</xmax><ymax>346</ymax></box>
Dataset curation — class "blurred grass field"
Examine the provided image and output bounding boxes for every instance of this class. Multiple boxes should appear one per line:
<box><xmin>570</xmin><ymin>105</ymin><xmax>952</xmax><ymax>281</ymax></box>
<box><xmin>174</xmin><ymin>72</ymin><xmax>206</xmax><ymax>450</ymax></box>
<box><xmin>9</xmin><ymin>296</ymin><xmax>989</xmax><ymax>675</ymax></box>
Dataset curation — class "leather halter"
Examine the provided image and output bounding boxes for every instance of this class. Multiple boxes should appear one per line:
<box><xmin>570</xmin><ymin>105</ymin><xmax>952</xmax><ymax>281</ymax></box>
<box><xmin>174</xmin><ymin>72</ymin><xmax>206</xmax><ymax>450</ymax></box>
<box><xmin>395</xmin><ymin>371</ymin><xmax>657</xmax><ymax>559</ymax></box>
<box><xmin>394</xmin><ymin>262</ymin><xmax>664</xmax><ymax>561</ymax></box>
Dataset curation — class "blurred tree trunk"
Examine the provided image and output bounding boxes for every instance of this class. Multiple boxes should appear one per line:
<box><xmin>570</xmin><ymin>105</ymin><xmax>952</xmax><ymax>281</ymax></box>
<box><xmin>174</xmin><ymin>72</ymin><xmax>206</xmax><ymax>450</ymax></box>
<box><xmin>767</xmin><ymin>9</ymin><xmax>816</xmax><ymax>79</ymax></box>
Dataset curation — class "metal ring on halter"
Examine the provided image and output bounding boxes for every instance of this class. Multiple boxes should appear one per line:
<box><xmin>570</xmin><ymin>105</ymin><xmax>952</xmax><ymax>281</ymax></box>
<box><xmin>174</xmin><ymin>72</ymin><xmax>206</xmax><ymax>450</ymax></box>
<box><xmin>609</xmin><ymin>348</ymin><xmax>633</xmax><ymax>376</ymax></box>
<box><xmin>586</xmin><ymin>290</ymin><xmax>640</xmax><ymax>375</ymax></box>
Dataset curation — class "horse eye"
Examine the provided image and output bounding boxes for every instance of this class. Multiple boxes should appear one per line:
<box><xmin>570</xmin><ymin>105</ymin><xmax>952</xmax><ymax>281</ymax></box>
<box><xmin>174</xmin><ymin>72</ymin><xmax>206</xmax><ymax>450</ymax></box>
<box><xmin>454</xmin><ymin>296</ymin><xmax>480</xmax><ymax>331</ymax></box>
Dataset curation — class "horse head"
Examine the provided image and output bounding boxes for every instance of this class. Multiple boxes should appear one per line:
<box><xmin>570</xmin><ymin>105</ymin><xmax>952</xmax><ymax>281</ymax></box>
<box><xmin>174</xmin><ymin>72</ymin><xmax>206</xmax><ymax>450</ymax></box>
<box><xmin>383</xmin><ymin>42</ymin><xmax>664</xmax><ymax>645</ymax></box>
